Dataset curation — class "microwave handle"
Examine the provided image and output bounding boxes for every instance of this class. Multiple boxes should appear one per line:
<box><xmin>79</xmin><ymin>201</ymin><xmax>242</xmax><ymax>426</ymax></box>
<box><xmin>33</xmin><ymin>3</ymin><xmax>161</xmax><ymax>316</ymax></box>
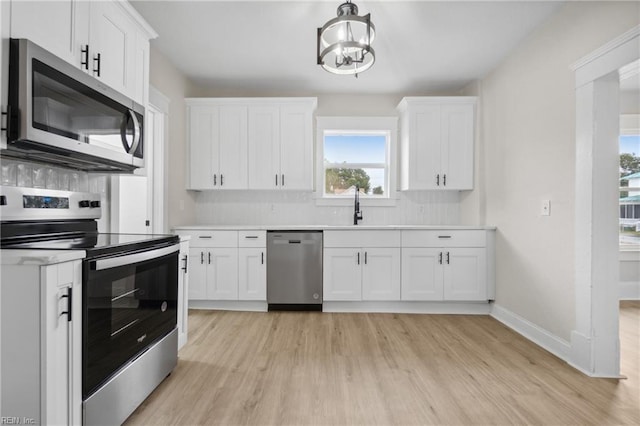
<box><xmin>120</xmin><ymin>109</ymin><xmax>141</xmax><ymax>155</ymax></box>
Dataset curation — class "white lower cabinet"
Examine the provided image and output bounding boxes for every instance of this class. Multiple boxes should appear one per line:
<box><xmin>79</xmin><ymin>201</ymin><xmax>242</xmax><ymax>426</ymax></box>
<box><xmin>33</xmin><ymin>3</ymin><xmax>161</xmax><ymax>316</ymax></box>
<box><xmin>178</xmin><ymin>239</ymin><xmax>190</xmax><ymax>350</ymax></box>
<box><xmin>238</xmin><ymin>248</ymin><xmax>266</xmax><ymax>300</ymax></box>
<box><xmin>1</xmin><ymin>259</ymin><xmax>82</xmax><ymax>425</ymax></box>
<box><xmin>401</xmin><ymin>230</ymin><xmax>489</xmax><ymax>302</ymax></box>
<box><xmin>323</xmin><ymin>231</ymin><xmax>401</xmax><ymax>302</ymax></box>
<box><xmin>178</xmin><ymin>230</ymin><xmax>266</xmax><ymax>302</ymax></box>
<box><xmin>189</xmin><ymin>247</ymin><xmax>238</xmax><ymax>300</ymax></box>
<box><xmin>401</xmin><ymin>248</ymin><xmax>444</xmax><ymax>300</ymax></box>
<box><xmin>443</xmin><ymin>248</ymin><xmax>487</xmax><ymax>300</ymax></box>
<box><xmin>323</xmin><ymin>248</ymin><xmax>363</xmax><ymax>301</ymax></box>
<box><xmin>324</xmin><ymin>248</ymin><xmax>401</xmax><ymax>301</ymax></box>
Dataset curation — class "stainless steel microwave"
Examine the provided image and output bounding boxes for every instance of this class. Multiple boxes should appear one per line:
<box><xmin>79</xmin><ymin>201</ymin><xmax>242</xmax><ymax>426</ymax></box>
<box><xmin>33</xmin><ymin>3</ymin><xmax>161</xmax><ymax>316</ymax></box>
<box><xmin>4</xmin><ymin>39</ymin><xmax>144</xmax><ymax>173</ymax></box>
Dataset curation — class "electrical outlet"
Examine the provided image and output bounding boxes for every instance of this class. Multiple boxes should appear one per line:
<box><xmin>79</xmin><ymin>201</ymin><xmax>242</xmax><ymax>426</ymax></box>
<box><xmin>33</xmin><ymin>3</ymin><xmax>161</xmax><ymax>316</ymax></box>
<box><xmin>541</xmin><ymin>200</ymin><xmax>551</xmax><ymax>216</ymax></box>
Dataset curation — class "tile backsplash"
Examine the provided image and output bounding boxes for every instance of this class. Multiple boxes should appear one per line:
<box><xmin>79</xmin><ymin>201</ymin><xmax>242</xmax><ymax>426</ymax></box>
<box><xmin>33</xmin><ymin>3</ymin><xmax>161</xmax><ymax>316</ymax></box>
<box><xmin>1</xmin><ymin>157</ymin><xmax>90</xmax><ymax>191</ymax></box>
<box><xmin>195</xmin><ymin>190</ymin><xmax>461</xmax><ymax>226</ymax></box>
<box><xmin>1</xmin><ymin>157</ymin><xmax>111</xmax><ymax>231</ymax></box>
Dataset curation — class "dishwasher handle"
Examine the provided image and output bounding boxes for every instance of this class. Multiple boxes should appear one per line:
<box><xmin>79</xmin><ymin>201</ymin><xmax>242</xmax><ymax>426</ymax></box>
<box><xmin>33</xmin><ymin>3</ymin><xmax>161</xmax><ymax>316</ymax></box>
<box><xmin>271</xmin><ymin>239</ymin><xmax>318</xmax><ymax>245</ymax></box>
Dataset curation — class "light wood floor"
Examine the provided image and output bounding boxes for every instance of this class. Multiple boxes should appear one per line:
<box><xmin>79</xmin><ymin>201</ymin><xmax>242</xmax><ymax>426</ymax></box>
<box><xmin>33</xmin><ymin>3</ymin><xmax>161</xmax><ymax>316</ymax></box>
<box><xmin>126</xmin><ymin>303</ymin><xmax>640</xmax><ymax>425</ymax></box>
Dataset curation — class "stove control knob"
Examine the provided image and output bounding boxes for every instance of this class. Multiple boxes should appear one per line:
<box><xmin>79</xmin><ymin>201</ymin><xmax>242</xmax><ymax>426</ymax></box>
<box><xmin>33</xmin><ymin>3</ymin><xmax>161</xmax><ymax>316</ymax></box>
<box><xmin>79</xmin><ymin>200</ymin><xmax>90</xmax><ymax>208</ymax></box>
<box><xmin>90</xmin><ymin>200</ymin><xmax>101</xmax><ymax>208</ymax></box>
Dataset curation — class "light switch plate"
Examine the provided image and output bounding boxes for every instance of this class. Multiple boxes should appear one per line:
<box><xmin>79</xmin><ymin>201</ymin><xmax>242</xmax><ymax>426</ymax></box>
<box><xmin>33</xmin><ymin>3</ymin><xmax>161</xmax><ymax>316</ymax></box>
<box><xmin>541</xmin><ymin>199</ymin><xmax>551</xmax><ymax>216</ymax></box>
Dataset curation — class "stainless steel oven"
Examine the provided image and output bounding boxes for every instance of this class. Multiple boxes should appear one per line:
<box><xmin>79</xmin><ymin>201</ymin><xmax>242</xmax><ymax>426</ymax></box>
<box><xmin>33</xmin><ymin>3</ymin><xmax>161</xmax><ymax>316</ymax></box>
<box><xmin>4</xmin><ymin>38</ymin><xmax>144</xmax><ymax>172</ymax></box>
<box><xmin>0</xmin><ymin>186</ymin><xmax>179</xmax><ymax>425</ymax></box>
<box><xmin>83</xmin><ymin>244</ymin><xmax>178</xmax><ymax>400</ymax></box>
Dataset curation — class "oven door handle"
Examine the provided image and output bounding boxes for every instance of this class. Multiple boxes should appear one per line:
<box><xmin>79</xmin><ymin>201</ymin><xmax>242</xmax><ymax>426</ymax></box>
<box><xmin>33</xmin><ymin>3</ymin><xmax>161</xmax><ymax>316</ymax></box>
<box><xmin>93</xmin><ymin>245</ymin><xmax>179</xmax><ymax>270</ymax></box>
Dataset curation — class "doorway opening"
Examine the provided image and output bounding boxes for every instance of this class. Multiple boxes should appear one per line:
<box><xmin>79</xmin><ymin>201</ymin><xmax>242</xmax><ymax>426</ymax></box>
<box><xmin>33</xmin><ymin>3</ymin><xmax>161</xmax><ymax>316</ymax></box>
<box><xmin>572</xmin><ymin>26</ymin><xmax>639</xmax><ymax>377</ymax></box>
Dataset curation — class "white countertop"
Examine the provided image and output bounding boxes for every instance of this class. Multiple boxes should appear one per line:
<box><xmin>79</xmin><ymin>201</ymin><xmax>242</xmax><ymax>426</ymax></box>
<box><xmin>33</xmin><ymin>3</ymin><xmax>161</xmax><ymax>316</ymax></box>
<box><xmin>173</xmin><ymin>225</ymin><xmax>496</xmax><ymax>231</ymax></box>
<box><xmin>0</xmin><ymin>249</ymin><xmax>86</xmax><ymax>265</ymax></box>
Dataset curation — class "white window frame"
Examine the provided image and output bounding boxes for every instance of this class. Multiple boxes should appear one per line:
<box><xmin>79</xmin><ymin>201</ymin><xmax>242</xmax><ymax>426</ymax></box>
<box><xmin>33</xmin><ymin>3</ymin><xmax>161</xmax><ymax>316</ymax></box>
<box><xmin>619</xmin><ymin>114</ymin><xmax>640</xmax><ymax>250</ymax></box>
<box><xmin>316</xmin><ymin>116</ymin><xmax>398</xmax><ymax>206</ymax></box>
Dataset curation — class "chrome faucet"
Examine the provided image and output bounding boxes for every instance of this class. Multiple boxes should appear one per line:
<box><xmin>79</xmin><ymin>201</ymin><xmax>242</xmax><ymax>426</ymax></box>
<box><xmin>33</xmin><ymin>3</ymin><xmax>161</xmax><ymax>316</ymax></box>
<box><xmin>353</xmin><ymin>185</ymin><xmax>363</xmax><ymax>225</ymax></box>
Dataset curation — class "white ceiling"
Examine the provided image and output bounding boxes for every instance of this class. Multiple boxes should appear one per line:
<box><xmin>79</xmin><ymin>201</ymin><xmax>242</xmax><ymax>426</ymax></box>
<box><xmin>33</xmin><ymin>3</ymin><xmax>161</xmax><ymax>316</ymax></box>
<box><xmin>130</xmin><ymin>0</ymin><xmax>563</xmax><ymax>95</ymax></box>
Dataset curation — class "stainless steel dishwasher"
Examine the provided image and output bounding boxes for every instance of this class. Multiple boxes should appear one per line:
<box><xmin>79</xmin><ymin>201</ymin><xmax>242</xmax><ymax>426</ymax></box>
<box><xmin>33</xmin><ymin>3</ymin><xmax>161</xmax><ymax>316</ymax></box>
<box><xmin>267</xmin><ymin>231</ymin><xmax>323</xmax><ymax>311</ymax></box>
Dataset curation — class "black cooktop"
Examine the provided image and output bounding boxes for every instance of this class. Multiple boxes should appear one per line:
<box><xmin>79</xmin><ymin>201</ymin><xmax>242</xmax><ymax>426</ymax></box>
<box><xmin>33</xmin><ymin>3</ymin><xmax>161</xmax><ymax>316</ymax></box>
<box><xmin>1</xmin><ymin>219</ymin><xmax>179</xmax><ymax>259</ymax></box>
<box><xmin>2</xmin><ymin>232</ymin><xmax>179</xmax><ymax>256</ymax></box>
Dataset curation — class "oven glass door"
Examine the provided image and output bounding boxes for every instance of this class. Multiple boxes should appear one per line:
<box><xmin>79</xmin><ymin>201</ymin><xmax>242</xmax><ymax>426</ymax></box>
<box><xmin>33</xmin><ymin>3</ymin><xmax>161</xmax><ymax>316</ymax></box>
<box><xmin>83</xmin><ymin>247</ymin><xmax>178</xmax><ymax>398</ymax></box>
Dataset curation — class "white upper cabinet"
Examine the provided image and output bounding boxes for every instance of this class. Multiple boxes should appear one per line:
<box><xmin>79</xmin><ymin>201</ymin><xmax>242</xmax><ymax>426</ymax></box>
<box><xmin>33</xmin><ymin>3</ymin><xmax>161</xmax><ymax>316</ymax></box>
<box><xmin>187</xmin><ymin>103</ymin><xmax>248</xmax><ymax>190</ymax></box>
<box><xmin>248</xmin><ymin>106</ymin><xmax>280</xmax><ymax>189</ymax></box>
<box><xmin>9</xmin><ymin>0</ymin><xmax>156</xmax><ymax>105</ymax></box>
<box><xmin>397</xmin><ymin>97</ymin><xmax>476</xmax><ymax>190</ymax></box>
<box><xmin>88</xmin><ymin>0</ymin><xmax>136</xmax><ymax>100</ymax></box>
<box><xmin>247</xmin><ymin>99</ymin><xmax>316</xmax><ymax>190</ymax></box>
<box><xmin>277</xmin><ymin>103</ymin><xmax>314</xmax><ymax>190</ymax></box>
<box><xmin>10</xmin><ymin>0</ymin><xmax>89</xmax><ymax>68</ymax></box>
<box><xmin>188</xmin><ymin>98</ymin><xmax>316</xmax><ymax>191</ymax></box>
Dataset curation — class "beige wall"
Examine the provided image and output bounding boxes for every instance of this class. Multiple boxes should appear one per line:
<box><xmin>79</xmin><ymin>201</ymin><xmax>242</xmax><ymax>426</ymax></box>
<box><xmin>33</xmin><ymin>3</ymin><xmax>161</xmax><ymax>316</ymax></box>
<box><xmin>149</xmin><ymin>48</ymin><xmax>199</xmax><ymax>229</ymax></box>
<box><xmin>464</xmin><ymin>1</ymin><xmax>640</xmax><ymax>340</ymax></box>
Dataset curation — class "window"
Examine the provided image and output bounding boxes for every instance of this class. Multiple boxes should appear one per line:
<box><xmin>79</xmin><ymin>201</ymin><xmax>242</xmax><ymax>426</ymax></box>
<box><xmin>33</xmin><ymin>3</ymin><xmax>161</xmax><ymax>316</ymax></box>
<box><xmin>619</xmin><ymin>131</ymin><xmax>640</xmax><ymax>248</ymax></box>
<box><xmin>316</xmin><ymin>117</ymin><xmax>397</xmax><ymax>205</ymax></box>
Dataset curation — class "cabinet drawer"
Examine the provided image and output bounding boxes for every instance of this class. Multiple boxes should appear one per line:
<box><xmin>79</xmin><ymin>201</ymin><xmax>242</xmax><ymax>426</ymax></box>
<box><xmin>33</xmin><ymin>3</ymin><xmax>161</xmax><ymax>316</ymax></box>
<box><xmin>238</xmin><ymin>231</ymin><xmax>266</xmax><ymax>247</ymax></box>
<box><xmin>178</xmin><ymin>230</ymin><xmax>238</xmax><ymax>247</ymax></box>
<box><xmin>402</xmin><ymin>230</ymin><xmax>486</xmax><ymax>248</ymax></box>
<box><xmin>324</xmin><ymin>230</ymin><xmax>401</xmax><ymax>248</ymax></box>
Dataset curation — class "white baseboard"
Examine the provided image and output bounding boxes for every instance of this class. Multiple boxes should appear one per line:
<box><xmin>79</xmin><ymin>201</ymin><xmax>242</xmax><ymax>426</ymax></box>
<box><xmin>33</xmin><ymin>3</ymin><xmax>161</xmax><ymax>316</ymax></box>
<box><xmin>188</xmin><ymin>300</ymin><xmax>268</xmax><ymax>312</ymax></box>
<box><xmin>490</xmin><ymin>304</ymin><xmax>572</xmax><ymax>363</ymax></box>
<box><xmin>620</xmin><ymin>281</ymin><xmax>640</xmax><ymax>300</ymax></box>
<box><xmin>323</xmin><ymin>301</ymin><xmax>492</xmax><ymax>314</ymax></box>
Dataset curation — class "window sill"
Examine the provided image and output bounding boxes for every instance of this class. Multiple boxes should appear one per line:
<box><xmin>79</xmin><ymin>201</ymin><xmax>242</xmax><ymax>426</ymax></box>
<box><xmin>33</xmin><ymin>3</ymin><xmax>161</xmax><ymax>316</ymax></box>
<box><xmin>314</xmin><ymin>194</ymin><xmax>399</xmax><ymax>207</ymax></box>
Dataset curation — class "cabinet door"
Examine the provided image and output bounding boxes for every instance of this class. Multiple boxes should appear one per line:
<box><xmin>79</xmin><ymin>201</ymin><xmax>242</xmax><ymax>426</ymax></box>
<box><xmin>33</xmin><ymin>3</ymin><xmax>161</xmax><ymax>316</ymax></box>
<box><xmin>1</xmin><ymin>0</ymin><xmax>9</xmax><ymax>149</ymax></box>
<box><xmin>443</xmin><ymin>248</ymin><xmax>487</xmax><ymax>301</ymax></box>
<box><xmin>362</xmin><ymin>248</ymin><xmax>401</xmax><ymax>301</ymax></box>
<box><xmin>248</xmin><ymin>106</ymin><xmax>280</xmax><ymax>189</ymax></box>
<box><xmin>42</xmin><ymin>260</ymin><xmax>82</xmax><ymax>426</ymax></box>
<box><xmin>208</xmin><ymin>248</ymin><xmax>239</xmax><ymax>300</ymax></box>
<box><xmin>401</xmin><ymin>248</ymin><xmax>444</xmax><ymax>301</ymax></box>
<box><xmin>279</xmin><ymin>104</ymin><xmax>313</xmax><ymax>190</ymax></box>
<box><xmin>323</xmin><ymin>248</ymin><xmax>362</xmax><ymax>301</ymax></box>
<box><xmin>217</xmin><ymin>106</ymin><xmax>248</xmax><ymax>189</ymax></box>
<box><xmin>133</xmin><ymin>30</ymin><xmax>149</xmax><ymax>106</ymax></box>
<box><xmin>10</xmin><ymin>0</ymin><xmax>89</xmax><ymax>68</ymax></box>
<box><xmin>43</xmin><ymin>278</ymin><xmax>71</xmax><ymax>425</ymax></box>
<box><xmin>88</xmin><ymin>0</ymin><xmax>136</xmax><ymax>98</ymax></box>
<box><xmin>188</xmin><ymin>248</ymin><xmax>208</xmax><ymax>300</ymax></box>
<box><xmin>178</xmin><ymin>241</ymin><xmax>189</xmax><ymax>350</ymax></box>
<box><xmin>409</xmin><ymin>104</ymin><xmax>441</xmax><ymax>189</ymax></box>
<box><xmin>441</xmin><ymin>103</ymin><xmax>474</xmax><ymax>190</ymax></box>
<box><xmin>188</xmin><ymin>106</ymin><xmax>217</xmax><ymax>190</ymax></box>
<box><xmin>238</xmin><ymin>248</ymin><xmax>266</xmax><ymax>300</ymax></box>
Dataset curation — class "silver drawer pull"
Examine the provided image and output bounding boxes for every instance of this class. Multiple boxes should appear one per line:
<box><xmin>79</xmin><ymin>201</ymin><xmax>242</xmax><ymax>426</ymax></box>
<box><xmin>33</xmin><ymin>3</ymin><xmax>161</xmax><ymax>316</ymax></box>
<box><xmin>438</xmin><ymin>236</ymin><xmax>452</xmax><ymax>239</ymax></box>
<box><xmin>244</xmin><ymin>236</ymin><xmax>258</xmax><ymax>239</ymax></box>
<box><xmin>198</xmin><ymin>236</ymin><xmax>212</xmax><ymax>239</ymax></box>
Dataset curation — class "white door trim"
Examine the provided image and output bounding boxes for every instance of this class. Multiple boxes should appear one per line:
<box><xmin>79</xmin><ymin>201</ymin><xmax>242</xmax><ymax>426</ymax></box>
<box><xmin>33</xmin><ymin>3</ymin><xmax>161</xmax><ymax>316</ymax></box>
<box><xmin>572</xmin><ymin>25</ymin><xmax>639</xmax><ymax>378</ymax></box>
<box><xmin>149</xmin><ymin>86</ymin><xmax>169</xmax><ymax>234</ymax></box>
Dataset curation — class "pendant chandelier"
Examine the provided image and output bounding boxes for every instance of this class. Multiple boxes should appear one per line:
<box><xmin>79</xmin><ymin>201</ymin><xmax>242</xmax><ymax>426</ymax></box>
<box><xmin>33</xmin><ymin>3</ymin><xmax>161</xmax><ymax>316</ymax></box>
<box><xmin>317</xmin><ymin>1</ymin><xmax>376</xmax><ymax>77</ymax></box>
